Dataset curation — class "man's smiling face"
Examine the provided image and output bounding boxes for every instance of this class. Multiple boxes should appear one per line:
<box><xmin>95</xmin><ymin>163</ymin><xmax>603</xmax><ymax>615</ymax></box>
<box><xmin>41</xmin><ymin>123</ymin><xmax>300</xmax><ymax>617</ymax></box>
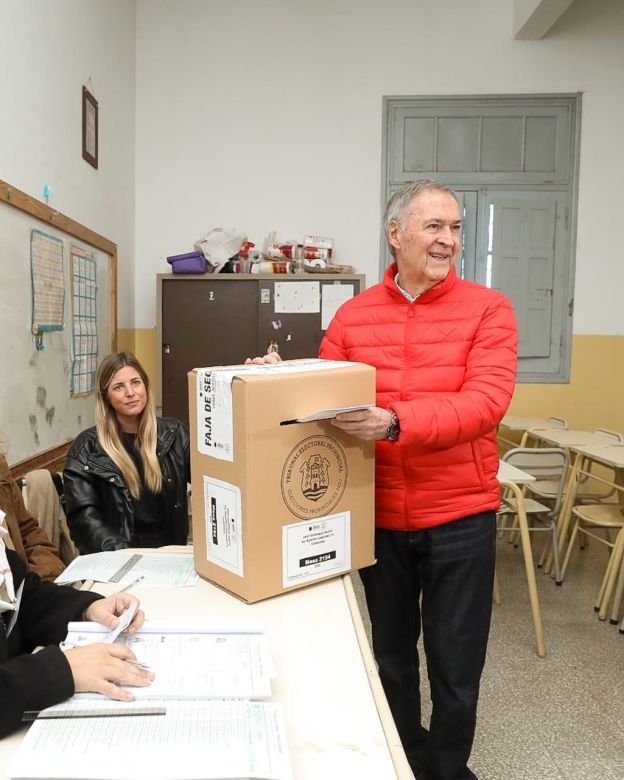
<box><xmin>388</xmin><ymin>190</ymin><xmax>461</xmax><ymax>296</ymax></box>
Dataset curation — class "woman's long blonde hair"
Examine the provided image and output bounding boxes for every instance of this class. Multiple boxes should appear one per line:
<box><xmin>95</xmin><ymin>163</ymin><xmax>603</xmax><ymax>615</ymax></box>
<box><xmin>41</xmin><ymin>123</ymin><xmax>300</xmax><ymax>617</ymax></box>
<box><xmin>95</xmin><ymin>352</ymin><xmax>162</xmax><ymax>497</ymax></box>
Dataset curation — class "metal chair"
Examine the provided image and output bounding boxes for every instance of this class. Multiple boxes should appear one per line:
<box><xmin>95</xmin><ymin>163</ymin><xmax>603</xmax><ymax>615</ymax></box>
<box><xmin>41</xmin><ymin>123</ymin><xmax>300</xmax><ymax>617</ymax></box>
<box><xmin>561</xmin><ymin>499</ymin><xmax>624</xmax><ymax>619</ymax></box>
<box><xmin>498</xmin><ymin>447</ymin><xmax>569</xmax><ymax>585</ymax></box>
<box><xmin>528</xmin><ymin>428</ymin><xmax>623</xmax><ymax>507</ymax></box>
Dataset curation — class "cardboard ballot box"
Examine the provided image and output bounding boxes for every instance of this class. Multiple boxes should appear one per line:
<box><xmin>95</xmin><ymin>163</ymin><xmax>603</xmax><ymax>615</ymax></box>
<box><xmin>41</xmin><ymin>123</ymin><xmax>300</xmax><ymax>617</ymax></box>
<box><xmin>188</xmin><ymin>359</ymin><xmax>376</xmax><ymax>602</ymax></box>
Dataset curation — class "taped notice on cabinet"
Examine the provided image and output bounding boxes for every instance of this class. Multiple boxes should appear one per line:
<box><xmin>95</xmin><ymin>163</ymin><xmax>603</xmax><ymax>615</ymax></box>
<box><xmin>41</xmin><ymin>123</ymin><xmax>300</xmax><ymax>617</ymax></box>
<box><xmin>203</xmin><ymin>476</ymin><xmax>243</xmax><ymax>577</ymax></box>
<box><xmin>282</xmin><ymin>511</ymin><xmax>351</xmax><ymax>587</ymax></box>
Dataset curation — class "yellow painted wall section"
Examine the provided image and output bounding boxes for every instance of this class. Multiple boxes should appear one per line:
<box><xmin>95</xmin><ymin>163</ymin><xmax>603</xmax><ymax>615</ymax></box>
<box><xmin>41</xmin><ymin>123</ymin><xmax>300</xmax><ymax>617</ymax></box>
<box><xmin>120</xmin><ymin>330</ymin><xmax>624</xmax><ymax>433</ymax></box>
<box><xmin>508</xmin><ymin>335</ymin><xmax>624</xmax><ymax>433</ymax></box>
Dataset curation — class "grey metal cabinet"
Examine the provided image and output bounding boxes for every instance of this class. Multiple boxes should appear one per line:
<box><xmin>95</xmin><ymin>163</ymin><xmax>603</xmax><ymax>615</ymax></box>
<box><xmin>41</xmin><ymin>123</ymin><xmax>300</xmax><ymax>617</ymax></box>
<box><xmin>157</xmin><ymin>273</ymin><xmax>364</xmax><ymax>425</ymax></box>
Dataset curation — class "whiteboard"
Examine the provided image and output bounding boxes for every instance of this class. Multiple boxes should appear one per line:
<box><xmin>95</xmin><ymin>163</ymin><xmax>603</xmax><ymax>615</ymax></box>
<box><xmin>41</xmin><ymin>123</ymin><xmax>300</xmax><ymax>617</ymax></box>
<box><xmin>0</xmin><ymin>189</ymin><xmax>115</xmax><ymax>466</ymax></box>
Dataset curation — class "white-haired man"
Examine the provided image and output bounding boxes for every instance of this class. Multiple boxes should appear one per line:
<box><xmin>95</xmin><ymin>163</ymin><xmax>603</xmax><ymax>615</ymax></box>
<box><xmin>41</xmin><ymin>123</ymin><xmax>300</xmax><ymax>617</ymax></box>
<box><xmin>248</xmin><ymin>180</ymin><xmax>517</xmax><ymax>779</ymax></box>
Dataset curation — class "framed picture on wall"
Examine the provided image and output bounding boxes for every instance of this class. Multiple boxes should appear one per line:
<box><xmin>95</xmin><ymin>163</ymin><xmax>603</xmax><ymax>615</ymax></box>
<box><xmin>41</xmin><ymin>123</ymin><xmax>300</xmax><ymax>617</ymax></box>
<box><xmin>82</xmin><ymin>86</ymin><xmax>98</xmax><ymax>169</ymax></box>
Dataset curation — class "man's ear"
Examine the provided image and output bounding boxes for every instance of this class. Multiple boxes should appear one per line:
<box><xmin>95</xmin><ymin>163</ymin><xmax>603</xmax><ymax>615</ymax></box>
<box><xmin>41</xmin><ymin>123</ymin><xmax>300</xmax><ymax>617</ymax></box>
<box><xmin>387</xmin><ymin>219</ymin><xmax>401</xmax><ymax>253</ymax></box>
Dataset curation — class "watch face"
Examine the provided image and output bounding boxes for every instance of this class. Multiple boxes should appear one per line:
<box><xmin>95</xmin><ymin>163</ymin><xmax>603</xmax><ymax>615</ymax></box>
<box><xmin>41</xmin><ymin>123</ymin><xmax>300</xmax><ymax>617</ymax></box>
<box><xmin>386</xmin><ymin>413</ymin><xmax>399</xmax><ymax>441</ymax></box>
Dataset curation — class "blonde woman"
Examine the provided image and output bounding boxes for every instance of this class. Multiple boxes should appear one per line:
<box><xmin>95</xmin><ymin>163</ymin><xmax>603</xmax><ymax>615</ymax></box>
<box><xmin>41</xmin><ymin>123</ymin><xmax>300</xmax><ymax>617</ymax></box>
<box><xmin>64</xmin><ymin>352</ymin><xmax>190</xmax><ymax>553</ymax></box>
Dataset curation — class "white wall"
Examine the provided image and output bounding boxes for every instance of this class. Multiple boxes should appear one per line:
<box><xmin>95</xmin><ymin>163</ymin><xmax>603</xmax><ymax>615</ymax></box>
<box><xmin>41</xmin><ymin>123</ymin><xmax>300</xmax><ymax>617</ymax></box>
<box><xmin>2</xmin><ymin>1</ymin><xmax>622</xmax><ymax>336</ymax></box>
<box><xmin>134</xmin><ymin>0</ymin><xmax>624</xmax><ymax>336</ymax></box>
<box><xmin>0</xmin><ymin>0</ymin><xmax>136</xmax><ymax>327</ymax></box>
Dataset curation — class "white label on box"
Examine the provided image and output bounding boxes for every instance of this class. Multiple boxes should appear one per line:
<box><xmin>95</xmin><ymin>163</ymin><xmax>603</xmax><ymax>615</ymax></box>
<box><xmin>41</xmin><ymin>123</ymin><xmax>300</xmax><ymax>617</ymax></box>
<box><xmin>282</xmin><ymin>511</ymin><xmax>351</xmax><ymax>587</ymax></box>
<box><xmin>203</xmin><ymin>476</ymin><xmax>243</xmax><ymax>577</ymax></box>
<box><xmin>196</xmin><ymin>368</ymin><xmax>241</xmax><ymax>461</ymax></box>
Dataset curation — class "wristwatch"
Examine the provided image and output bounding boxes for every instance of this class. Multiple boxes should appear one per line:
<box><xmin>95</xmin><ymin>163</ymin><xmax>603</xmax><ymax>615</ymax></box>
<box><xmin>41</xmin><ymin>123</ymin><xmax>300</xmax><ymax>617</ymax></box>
<box><xmin>385</xmin><ymin>410</ymin><xmax>400</xmax><ymax>441</ymax></box>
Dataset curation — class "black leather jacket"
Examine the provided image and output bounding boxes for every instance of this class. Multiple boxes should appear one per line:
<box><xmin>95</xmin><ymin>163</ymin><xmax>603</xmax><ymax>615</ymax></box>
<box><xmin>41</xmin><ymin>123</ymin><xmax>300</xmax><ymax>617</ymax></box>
<box><xmin>63</xmin><ymin>418</ymin><xmax>190</xmax><ymax>554</ymax></box>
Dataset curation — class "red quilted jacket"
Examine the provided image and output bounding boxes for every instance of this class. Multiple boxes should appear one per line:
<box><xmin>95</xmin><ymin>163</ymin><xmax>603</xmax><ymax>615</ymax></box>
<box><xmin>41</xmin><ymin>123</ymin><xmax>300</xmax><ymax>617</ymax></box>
<box><xmin>320</xmin><ymin>263</ymin><xmax>518</xmax><ymax>531</ymax></box>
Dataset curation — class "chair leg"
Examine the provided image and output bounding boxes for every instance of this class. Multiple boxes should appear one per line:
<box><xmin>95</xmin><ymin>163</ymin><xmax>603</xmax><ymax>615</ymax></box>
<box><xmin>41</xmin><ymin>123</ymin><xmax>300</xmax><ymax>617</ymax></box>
<box><xmin>550</xmin><ymin>522</ymin><xmax>562</xmax><ymax>585</ymax></box>
<box><xmin>493</xmin><ymin>570</ymin><xmax>502</xmax><ymax>605</ymax></box>
<box><xmin>609</xmin><ymin>552</ymin><xmax>624</xmax><ymax>625</ymax></box>
<box><xmin>598</xmin><ymin>531</ymin><xmax>624</xmax><ymax>620</ymax></box>
<box><xmin>561</xmin><ymin>519</ymin><xmax>581</xmax><ymax>582</ymax></box>
<box><xmin>504</xmin><ymin>482</ymin><xmax>546</xmax><ymax>657</ymax></box>
<box><xmin>537</xmin><ymin>535</ymin><xmax>550</xmax><ymax>569</ymax></box>
<box><xmin>497</xmin><ymin>513</ymin><xmax>511</xmax><ymax>539</ymax></box>
<box><xmin>508</xmin><ymin>514</ymin><xmax>520</xmax><ymax>546</ymax></box>
<box><xmin>545</xmin><ymin>456</ymin><xmax>581</xmax><ymax>576</ymax></box>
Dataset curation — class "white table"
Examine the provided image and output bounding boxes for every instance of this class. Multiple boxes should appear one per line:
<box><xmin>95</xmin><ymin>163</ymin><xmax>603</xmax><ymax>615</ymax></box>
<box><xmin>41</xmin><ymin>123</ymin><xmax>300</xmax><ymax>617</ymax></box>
<box><xmin>533</xmin><ymin>429</ymin><xmax>616</xmax><ymax>448</ymax></box>
<box><xmin>497</xmin><ymin>461</ymin><xmax>546</xmax><ymax>657</ymax></box>
<box><xmin>497</xmin><ymin>416</ymin><xmax>566</xmax><ymax>453</ymax></box>
<box><xmin>0</xmin><ymin>554</ymin><xmax>412</xmax><ymax>780</ymax></box>
<box><xmin>569</xmin><ymin>443</ymin><xmax>624</xmax><ymax>469</ymax></box>
<box><xmin>498</xmin><ymin>460</ymin><xmax>536</xmax><ymax>484</ymax></box>
<box><xmin>499</xmin><ymin>415</ymin><xmax>556</xmax><ymax>432</ymax></box>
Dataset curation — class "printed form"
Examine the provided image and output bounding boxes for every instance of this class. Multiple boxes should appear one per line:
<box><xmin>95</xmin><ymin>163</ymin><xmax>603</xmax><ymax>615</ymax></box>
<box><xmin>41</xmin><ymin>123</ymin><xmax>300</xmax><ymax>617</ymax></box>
<box><xmin>9</xmin><ymin>700</ymin><xmax>292</xmax><ymax>780</ymax></box>
<box><xmin>61</xmin><ymin>619</ymin><xmax>274</xmax><ymax>700</ymax></box>
<box><xmin>54</xmin><ymin>552</ymin><xmax>198</xmax><ymax>588</ymax></box>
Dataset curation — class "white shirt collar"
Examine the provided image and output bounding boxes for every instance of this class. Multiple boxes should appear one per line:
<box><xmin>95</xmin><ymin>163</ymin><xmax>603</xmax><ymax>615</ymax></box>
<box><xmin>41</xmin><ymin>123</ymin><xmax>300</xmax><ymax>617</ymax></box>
<box><xmin>394</xmin><ymin>272</ymin><xmax>420</xmax><ymax>303</ymax></box>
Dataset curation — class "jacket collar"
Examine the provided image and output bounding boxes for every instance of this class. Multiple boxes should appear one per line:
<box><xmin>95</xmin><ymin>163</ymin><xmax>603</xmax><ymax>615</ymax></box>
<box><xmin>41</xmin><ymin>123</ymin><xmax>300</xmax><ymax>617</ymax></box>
<box><xmin>155</xmin><ymin>421</ymin><xmax>176</xmax><ymax>457</ymax></box>
<box><xmin>383</xmin><ymin>262</ymin><xmax>458</xmax><ymax>303</ymax></box>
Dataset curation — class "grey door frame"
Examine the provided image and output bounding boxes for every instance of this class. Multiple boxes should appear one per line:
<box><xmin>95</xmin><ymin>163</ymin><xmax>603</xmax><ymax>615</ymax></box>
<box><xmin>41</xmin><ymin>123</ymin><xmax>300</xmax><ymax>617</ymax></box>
<box><xmin>380</xmin><ymin>93</ymin><xmax>581</xmax><ymax>383</ymax></box>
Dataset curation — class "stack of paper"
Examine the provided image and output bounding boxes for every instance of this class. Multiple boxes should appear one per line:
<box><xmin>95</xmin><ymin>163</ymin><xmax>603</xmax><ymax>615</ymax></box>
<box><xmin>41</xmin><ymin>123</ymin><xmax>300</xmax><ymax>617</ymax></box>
<box><xmin>54</xmin><ymin>552</ymin><xmax>198</xmax><ymax>588</ymax></box>
<box><xmin>61</xmin><ymin>619</ymin><xmax>274</xmax><ymax>700</ymax></box>
<box><xmin>10</xmin><ymin>700</ymin><xmax>291</xmax><ymax>780</ymax></box>
<box><xmin>9</xmin><ymin>620</ymin><xmax>291</xmax><ymax>780</ymax></box>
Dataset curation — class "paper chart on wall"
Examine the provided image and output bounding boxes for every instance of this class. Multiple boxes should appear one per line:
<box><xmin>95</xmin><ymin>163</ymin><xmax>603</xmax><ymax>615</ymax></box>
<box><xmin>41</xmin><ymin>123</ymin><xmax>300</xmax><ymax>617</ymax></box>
<box><xmin>70</xmin><ymin>245</ymin><xmax>98</xmax><ymax>396</ymax></box>
<box><xmin>30</xmin><ymin>229</ymin><xmax>64</xmax><ymax>349</ymax></box>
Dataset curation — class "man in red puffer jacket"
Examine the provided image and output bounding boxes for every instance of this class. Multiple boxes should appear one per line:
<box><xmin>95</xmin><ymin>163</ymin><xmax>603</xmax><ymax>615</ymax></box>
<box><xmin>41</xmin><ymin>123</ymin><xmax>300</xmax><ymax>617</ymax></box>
<box><xmin>322</xmin><ymin>180</ymin><xmax>518</xmax><ymax>780</ymax></box>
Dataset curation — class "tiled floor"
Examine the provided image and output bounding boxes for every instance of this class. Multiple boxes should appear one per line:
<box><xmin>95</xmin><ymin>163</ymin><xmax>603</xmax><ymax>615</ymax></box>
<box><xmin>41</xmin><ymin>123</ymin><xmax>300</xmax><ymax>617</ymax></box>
<box><xmin>352</xmin><ymin>535</ymin><xmax>624</xmax><ymax>780</ymax></box>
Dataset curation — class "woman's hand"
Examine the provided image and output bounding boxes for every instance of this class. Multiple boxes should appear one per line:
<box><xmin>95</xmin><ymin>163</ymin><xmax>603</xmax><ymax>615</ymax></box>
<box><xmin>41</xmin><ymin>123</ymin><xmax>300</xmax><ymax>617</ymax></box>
<box><xmin>64</xmin><ymin>643</ymin><xmax>154</xmax><ymax>701</ymax></box>
<box><xmin>84</xmin><ymin>594</ymin><xmax>145</xmax><ymax>634</ymax></box>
